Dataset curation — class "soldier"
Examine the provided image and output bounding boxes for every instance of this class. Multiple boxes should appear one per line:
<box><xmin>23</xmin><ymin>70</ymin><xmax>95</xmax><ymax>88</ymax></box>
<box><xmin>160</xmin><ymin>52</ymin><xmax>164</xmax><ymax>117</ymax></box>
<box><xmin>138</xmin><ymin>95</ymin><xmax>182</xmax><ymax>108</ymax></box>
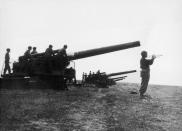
<box><xmin>45</xmin><ymin>45</ymin><xmax>54</xmax><ymax>56</ymax></box>
<box><xmin>82</xmin><ymin>72</ymin><xmax>85</xmax><ymax>82</ymax></box>
<box><xmin>84</xmin><ymin>73</ymin><xmax>87</xmax><ymax>83</ymax></box>
<box><xmin>31</xmin><ymin>47</ymin><xmax>38</xmax><ymax>54</ymax></box>
<box><xmin>3</xmin><ymin>48</ymin><xmax>11</xmax><ymax>75</ymax></box>
<box><xmin>139</xmin><ymin>51</ymin><xmax>156</xmax><ymax>98</ymax></box>
<box><xmin>22</xmin><ymin>46</ymin><xmax>32</xmax><ymax>73</ymax></box>
<box><xmin>45</xmin><ymin>45</ymin><xmax>54</xmax><ymax>72</ymax></box>
<box><xmin>24</xmin><ymin>46</ymin><xmax>32</xmax><ymax>59</ymax></box>
<box><xmin>84</xmin><ymin>73</ymin><xmax>87</xmax><ymax>79</ymax></box>
<box><xmin>87</xmin><ymin>71</ymin><xmax>92</xmax><ymax>83</ymax></box>
<box><xmin>89</xmin><ymin>71</ymin><xmax>91</xmax><ymax>76</ymax></box>
<box><xmin>97</xmin><ymin>70</ymin><xmax>100</xmax><ymax>74</ymax></box>
<box><xmin>58</xmin><ymin>44</ymin><xmax>67</xmax><ymax>57</ymax></box>
<box><xmin>69</xmin><ymin>67</ymin><xmax>76</xmax><ymax>84</ymax></box>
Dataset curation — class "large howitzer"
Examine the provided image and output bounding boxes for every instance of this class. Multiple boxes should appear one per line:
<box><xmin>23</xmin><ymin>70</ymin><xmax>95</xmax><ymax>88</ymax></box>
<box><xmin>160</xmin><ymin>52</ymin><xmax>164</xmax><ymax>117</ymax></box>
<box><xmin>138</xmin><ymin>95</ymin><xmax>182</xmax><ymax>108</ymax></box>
<box><xmin>1</xmin><ymin>41</ymin><xmax>140</xmax><ymax>89</ymax></box>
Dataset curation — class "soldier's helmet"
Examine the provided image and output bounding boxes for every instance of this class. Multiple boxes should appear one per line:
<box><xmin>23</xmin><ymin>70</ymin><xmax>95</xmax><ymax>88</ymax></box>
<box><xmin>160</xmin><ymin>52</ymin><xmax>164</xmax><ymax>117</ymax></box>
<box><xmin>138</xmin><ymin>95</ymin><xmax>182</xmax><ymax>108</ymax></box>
<box><xmin>141</xmin><ymin>50</ymin><xmax>147</xmax><ymax>58</ymax></box>
<box><xmin>49</xmin><ymin>44</ymin><xmax>53</xmax><ymax>48</ymax></box>
<box><xmin>63</xmin><ymin>44</ymin><xmax>67</xmax><ymax>49</ymax></box>
<box><xmin>28</xmin><ymin>46</ymin><xmax>32</xmax><ymax>50</ymax></box>
<box><xmin>33</xmin><ymin>47</ymin><xmax>36</xmax><ymax>50</ymax></box>
<box><xmin>6</xmin><ymin>48</ymin><xmax>10</xmax><ymax>52</ymax></box>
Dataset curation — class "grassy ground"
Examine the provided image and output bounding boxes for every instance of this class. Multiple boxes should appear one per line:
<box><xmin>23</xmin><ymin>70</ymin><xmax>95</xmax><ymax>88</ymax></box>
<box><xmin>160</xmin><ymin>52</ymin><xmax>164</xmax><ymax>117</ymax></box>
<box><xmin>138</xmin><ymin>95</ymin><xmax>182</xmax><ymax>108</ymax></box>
<box><xmin>0</xmin><ymin>83</ymin><xmax>182</xmax><ymax>131</ymax></box>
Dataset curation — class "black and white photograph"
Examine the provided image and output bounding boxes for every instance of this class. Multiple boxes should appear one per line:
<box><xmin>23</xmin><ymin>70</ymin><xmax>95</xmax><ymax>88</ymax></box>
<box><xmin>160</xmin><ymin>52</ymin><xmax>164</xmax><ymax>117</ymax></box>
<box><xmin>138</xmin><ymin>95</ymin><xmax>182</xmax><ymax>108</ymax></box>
<box><xmin>0</xmin><ymin>0</ymin><xmax>182</xmax><ymax>130</ymax></box>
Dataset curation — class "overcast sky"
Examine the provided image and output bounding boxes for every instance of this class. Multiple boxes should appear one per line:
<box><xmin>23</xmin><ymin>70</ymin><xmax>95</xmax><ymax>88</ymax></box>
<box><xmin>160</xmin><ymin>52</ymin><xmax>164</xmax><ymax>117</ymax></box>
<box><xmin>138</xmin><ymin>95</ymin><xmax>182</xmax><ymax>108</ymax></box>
<box><xmin>0</xmin><ymin>0</ymin><xmax>182</xmax><ymax>86</ymax></box>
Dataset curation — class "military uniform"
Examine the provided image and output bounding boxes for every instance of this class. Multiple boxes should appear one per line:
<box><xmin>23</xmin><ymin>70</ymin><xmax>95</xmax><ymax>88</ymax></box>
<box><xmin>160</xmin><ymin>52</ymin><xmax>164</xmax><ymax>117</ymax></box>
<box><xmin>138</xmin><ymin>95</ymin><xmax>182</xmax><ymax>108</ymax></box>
<box><xmin>4</xmin><ymin>51</ymin><xmax>11</xmax><ymax>75</ymax></box>
<box><xmin>24</xmin><ymin>49</ymin><xmax>31</xmax><ymax>59</ymax></box>
<box><xmin>58</xmin><ymin>48</ymin><xmax>67</xmax><ymax>57</ymax></box>
<box><xmin>139</xmin><ymin>57</ymin><xmax>154</xmax><ymax>96</ymax></box>
<box><xmin>31</xmin><ymin>50</ymin><xmax>37</xmax><ymax>54</ymax></box>
<box><xmin>45</xmin><ymin>48</ymin><xmax>53</xmax><ymax>56</ymax></box>
<box><xmin>22</xmin><ymin>47</ymin><xmax>32</xmax><ymax>73</ymax></box>
<box><xmin>45</xmin><ymin>47</ymin><xmax>54</xmax><ymax>72</ymax></box>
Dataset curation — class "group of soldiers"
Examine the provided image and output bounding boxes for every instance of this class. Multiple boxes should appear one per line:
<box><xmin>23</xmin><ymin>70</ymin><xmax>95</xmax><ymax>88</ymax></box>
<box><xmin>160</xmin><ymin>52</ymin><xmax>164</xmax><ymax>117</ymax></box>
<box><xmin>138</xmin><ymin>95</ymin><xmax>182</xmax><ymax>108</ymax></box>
<box><xmin>3</xmin><ymin>44</ymin><xmax>68</xmax><ymax>75</ymax></box>
<box><xmin>82</xmin><ymin>70</ymin><xmax>116</xmax><ymax>87</ymax></box>
<box><xmin>26</xmin><ymin>46</ymin><xmax>38</xmax><ymax>55</ymax></box>
<box><xmin>44</xmin><ymin>44</ymin><xmax>67</xmax><ymax>57</ymax></box>
<box><xmin>44</xmin><ymin>44</ymin><xmax>68</xmax><ymax>73</ymax></box>
<box><xmin>23</xmin><ymin>44</ymin><xmax>67</xmax><ymax>59</ymax></box>
<box><xmin>3</xmin><ymin>46</ymin><xmax>38</xmax><ymax>75</ymax></box>
<box><xmin>82</xmin><ymin>70</ymin><xmax>103</xmax><ymax>83</ymax></box>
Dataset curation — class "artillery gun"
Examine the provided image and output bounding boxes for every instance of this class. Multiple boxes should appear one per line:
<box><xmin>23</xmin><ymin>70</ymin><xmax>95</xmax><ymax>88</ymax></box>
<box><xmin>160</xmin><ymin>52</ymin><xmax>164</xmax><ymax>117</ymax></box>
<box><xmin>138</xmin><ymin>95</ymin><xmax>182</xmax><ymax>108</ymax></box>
<box><xmin>0</xmin><ymin>41</ymin><xmax>140</xmax><ymax>89</ymax></box>
<box><xmin>83</xmin><ymin>70</ymin><xmax>136</xmax><ymax>88</ymax></box>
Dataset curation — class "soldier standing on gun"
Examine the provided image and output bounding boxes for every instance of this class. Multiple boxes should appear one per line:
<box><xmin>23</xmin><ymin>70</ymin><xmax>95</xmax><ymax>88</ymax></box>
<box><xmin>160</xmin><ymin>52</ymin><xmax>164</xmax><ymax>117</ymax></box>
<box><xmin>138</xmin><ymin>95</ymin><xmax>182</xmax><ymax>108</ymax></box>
<box><xmin>3</xmin><ymin>48</ymin><xmax>11</xmax><ymax>75</ymax></box>
<box><xmin>139</xmin><ymin>51</ymin><xmax>156</xmax><ymax>98</ymax></box>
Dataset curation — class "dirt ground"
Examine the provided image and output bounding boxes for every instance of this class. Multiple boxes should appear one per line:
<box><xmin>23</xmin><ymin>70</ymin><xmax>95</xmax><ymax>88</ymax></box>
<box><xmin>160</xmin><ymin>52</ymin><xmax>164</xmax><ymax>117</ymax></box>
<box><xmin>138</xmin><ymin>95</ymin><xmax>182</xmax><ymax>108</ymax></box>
<box><xmin>0</xmin><ymin>83</ymin><xmax>182</xmax><ymax>131</ymax></box>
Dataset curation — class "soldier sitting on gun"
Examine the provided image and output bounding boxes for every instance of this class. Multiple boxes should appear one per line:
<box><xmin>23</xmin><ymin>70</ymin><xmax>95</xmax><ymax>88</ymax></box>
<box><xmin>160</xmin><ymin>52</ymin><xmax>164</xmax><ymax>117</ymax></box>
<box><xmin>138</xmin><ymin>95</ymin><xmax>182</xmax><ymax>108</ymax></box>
<box><xmin>45</xmin><ymin>45</ymin><xmax>54</xmax><ymax>56</ymax></box>
<box><xmin>31</xmin><ymin>47</ymin><xmax>38</xmax><ymax>54</ymax></box>
<box><xmin>97</xmin><ymin>70</ymin><xmax>101</xmax><ymax>75</ymax></box>
<box><xmin>24</xmin><ymin>46</ymin><xmax>32</xmax><ymax>60</ymax></box>
<box><xmin>22</xmin><ymin>46</ymin><xmax>32</xmax><ymax>72</ymax></box>
<box><xmin>57</xmin><ymin>44</ymin><xmax>69</xmax><ymax>67</ymax></box>
<box><xmin>3</xmin><ymin>48</ymin><xmax>11</xmax><ymax>75</ymax></box>
<box><xmin>58</xmin><ymin>44</ymin><xmax>67</xmax><ymax>57</ymax></box>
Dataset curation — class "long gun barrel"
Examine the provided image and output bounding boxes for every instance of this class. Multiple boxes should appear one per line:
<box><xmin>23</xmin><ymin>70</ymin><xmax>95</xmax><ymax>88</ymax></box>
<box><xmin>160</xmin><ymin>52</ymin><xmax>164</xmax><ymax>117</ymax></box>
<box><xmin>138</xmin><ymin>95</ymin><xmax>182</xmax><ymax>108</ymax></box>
<box><xmin>107</xmin><ymin>70</ymin><xmax>136</xmax><ymax>77</ymax></box>
<box><xmin>114</xmin><ymin>78</ymin><xmax>125</xmax><ymax>82</ymax></box>
<box><xmin>111</xmin><ymin>76</ymin><xmax>127</xmax><ymax>80</ymax></box>
<box><xmin>69</xmin><ymin>41</ymin><xmax>140</xmax><ymax>60</ymax></box>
